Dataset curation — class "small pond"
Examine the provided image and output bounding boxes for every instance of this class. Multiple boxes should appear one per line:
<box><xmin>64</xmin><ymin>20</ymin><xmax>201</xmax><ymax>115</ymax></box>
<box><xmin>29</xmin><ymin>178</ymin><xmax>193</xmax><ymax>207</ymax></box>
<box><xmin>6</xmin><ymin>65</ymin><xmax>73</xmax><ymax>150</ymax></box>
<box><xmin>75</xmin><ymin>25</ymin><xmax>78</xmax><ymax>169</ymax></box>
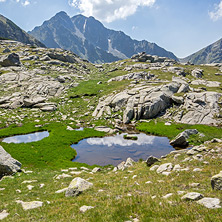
<box><xmin>2</xmin><ymin>131</ymin><xmax>49</xmax><ymax>144</ymax></box>
<box><xmin>71</xmin><ymin>133</ymin><xmax>175</xmax><ymax>166</ymax></box>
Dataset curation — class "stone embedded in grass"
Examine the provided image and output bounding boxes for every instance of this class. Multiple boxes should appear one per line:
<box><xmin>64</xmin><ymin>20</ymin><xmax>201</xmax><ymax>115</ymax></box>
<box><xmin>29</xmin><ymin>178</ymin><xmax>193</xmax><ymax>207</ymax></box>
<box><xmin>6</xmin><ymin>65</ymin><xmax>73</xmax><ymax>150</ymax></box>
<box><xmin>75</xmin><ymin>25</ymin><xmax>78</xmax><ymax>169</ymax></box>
<box><xmin>22</xmin><ymin>180</ymin><xmax>37</xmax><ymax>184</ymax></box>
<box><xmin>150</xmin><ymin>165</ymin><xmax>159</xmax><ymax>171</ymax></box>
<box><xmin>27</xmin><ymin>185</ymin><xmax>34</xmax><ymax>190</ymax></box>
<box><xmin>16</xmin><ymin>200</ymin><xmax>43</xmax><ymax>210</ymax></box>
<box><xmin>145</xmin><ymin>156</ymin><xmax>160</xmax><ymax>167</ymax></box>
<box><xmin>55</xmin><ymin>188</ymin><xmax>68</xmax><ymax>194</ymax></box>
<box><xmin>211</xmin><ymin>171</ymin><xmax>222</xmax><ymax>190</ymax></box>
<box><xmin>0</xmin><ymin>210</ymin><xmax>9</xmax><ymax>220</ymax></box>
<box><xmin>0</xmin><ymin>145</ymin><xmax>22</xmax><ymax>178</ymax></box>
<box><xmin>197</xmin><ymin>197</ymin><xmax>221</xmax><ymax>209</ymax></box>
<box><xmin>92</xmin><ymin>167</ymin><xmax>101</xmax><ymax>173</ymax></box>
<box><xmin>79</xmin><ymin>205</ymin><xmax>94</xmax><ymax>213</ymax></box>
<box><xmin>55</xmin><ymin>173</ymin><xmax>72</xmax><ymax>180</ymax></box>
<box><xmin>162</xmin><ymin>193</ymin><xmax>173</xmax><ymax>199</ymax></box>
<box><xmin>156</xmin><ymin>163</ymin><xmax>173</xmax><ymax>174</ymax></box>
<box><xmin>181</xmin><ymin>192</ymin><xmax>204</xmax><ymax>201</ymax></box>
<box><xmin>65</xmin><ymin>177</ymin><xmax>93</xmax><ymax>197</ymax></box>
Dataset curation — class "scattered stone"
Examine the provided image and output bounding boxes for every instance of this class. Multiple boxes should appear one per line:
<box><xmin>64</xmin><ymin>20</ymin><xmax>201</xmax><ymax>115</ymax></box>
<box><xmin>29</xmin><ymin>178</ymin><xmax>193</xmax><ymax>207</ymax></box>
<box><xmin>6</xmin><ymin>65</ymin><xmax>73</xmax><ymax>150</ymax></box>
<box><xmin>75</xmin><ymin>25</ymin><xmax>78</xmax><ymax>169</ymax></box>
<box><xmin>0</xmin><ymin>210</ymin><xmax>9</xmax><ymax>220</ymax></box>
<box><xmin>189</xmin><ymin>183</ymin><xmax>200</xmax><ymax>188</ymax></box>
<box><xmin>211</xmin><ymin>171</ymin><xmax>222</xmax><ymax>190</ymax></box>
<box><xmin>79</xmin><ymin>205</ymin><xmax>94</xmax><ymax>213</ymax></box>
<box><xmin>67</xmin><ymin>126</ymin><xmax>74</xmax><ymax>131</ymax></box>
<box><xmin>22</xmin><ymin>180</ymin><xmax>37</xmax><ymax>184</ymax></box>
<box><xmin>27</xmin><ymin>185</ymin><xmax>34</xmax><ymax>190</ymax></box>
<box><xmin>55</xmin><ymin>188</ymin><xmax>68</xmax><ymax>194</ymax></box>
<box><xmin>162</xmin><ymin>193</ymin><xmax>173</xmax><ymax>199</ymax></box>
<box><xmin>191</xmin><ymin>68</ymin><xmax>203</xmax><ymax>78</ymax></box>
<box><xmin>146</xmin><ymin>156</ymin><xmax>160</xmax><ymax>167</ymax></box>
<box><xmin>156</xmin><ymin>163</ymin><xmax>173</xmax><ymax>174</ymax></box>
<box><xmin>92</xmin><ymin>167</ymin><xmax>101</xmax><ymax>173</ymax></box>
<box><xmin>193</xmin><ymin>168</ymin><xmax>202</xmax><ymax>172</ymax></box>
<box><xmin>177</xmin><ymin>191</ymin><xmax>186</xmax><ymax>195</ymax></box>
<box><xmin>197</xmin><ymin>198</ymin><xmax>221</xmax><ymax>209</ymax></box>
<box><xmin>65</xmin><ymin>177</ymin><xmax>93</xmax><ymax>197</ymax></box>
<box><xmin>17</xmin><ymin>200</ymin><xmax>43</xmax><ymax>210</ymax></box>
<box><xmin>150</xmin><ymin>165</ymin><xmax>159</xmax><ymax>171</ymax></box>
<box><xmin>55</xmin><ymin>173</ymin><xmax>72</xmax><ymax>180</ymax></box>
<box><xmin>181</xmin><ymin>192</ymin><xmax>204</xmax><ymax>201</ymax></box>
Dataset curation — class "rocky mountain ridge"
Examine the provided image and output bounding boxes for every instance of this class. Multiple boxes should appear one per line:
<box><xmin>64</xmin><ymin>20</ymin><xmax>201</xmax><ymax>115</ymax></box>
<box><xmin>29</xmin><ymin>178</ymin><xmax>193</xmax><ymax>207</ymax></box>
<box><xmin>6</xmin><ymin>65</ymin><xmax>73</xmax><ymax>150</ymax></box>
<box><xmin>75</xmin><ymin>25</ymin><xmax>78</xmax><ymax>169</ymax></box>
<box><xmin>0</xmin><ymin>14</ymin><xmax>45</xmax><ymax>48</ymax></box>
<box><xmin>181</xmin><ymin>38</ymin><xmax>222</xmax><ymax>65</ymax></box>
<box><xmin>29</xmin><ymin>11</ymin><xmax>178</xmax><ymax>63</ymax></box>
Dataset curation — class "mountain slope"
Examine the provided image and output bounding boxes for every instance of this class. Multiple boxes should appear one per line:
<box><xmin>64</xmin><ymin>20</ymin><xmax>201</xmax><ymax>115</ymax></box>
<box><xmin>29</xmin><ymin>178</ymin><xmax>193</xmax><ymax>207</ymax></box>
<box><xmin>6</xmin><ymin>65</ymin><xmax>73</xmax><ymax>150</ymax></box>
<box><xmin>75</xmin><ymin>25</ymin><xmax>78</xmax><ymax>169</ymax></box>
<box><xmin>181</xmin><ymin>38</ymin><xmax>222</xmax><ymax>64</ymax></box>
<box><xmin>0</xmin><ymin>14</ymin><xmax>45</xmax><ymax>47</ymax></box>
<box><xmin>29</xmin><ymin>11</ymin><xmax>178</xmax><ymax>63</ymax></box>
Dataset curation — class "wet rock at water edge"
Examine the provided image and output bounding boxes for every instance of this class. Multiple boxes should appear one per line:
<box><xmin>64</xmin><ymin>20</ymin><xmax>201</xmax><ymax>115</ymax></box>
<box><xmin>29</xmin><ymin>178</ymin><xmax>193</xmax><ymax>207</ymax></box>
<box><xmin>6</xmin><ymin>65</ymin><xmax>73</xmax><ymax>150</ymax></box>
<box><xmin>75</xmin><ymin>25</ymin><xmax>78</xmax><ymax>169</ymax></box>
<box><xmin>145</xmin><ymin>156</ymin><xmax>160</xmax><ymax>167</ymax></box>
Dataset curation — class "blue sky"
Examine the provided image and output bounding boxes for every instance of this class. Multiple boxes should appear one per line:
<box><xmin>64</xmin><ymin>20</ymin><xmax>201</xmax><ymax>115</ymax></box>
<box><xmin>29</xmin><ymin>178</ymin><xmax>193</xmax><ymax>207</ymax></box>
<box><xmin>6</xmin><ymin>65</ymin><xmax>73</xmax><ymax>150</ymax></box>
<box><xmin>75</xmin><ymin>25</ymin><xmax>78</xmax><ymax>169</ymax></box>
<box><xmin>0</xmin><ymin>0</ymin><xmax>222</xmax><ymax>58</ymax></box>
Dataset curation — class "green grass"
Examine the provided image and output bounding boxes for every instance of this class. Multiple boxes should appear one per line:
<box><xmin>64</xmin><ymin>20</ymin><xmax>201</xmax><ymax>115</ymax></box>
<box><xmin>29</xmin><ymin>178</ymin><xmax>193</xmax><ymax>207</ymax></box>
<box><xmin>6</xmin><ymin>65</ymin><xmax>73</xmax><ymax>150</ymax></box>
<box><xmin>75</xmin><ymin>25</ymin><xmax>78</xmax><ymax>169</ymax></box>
<box><xmin>0</xmin><ymin>122</ymin><xmax>105</xmax><ymax>169</ymax></box>
<box><xmin>137</xmin><ymin>119</ymin><xmax>222</xmax><ymax>144</ymax></box>
<box><xmin>0</xmin><ymin>142</ymin><xmax>221</xmax><ymax>221</ymax></box>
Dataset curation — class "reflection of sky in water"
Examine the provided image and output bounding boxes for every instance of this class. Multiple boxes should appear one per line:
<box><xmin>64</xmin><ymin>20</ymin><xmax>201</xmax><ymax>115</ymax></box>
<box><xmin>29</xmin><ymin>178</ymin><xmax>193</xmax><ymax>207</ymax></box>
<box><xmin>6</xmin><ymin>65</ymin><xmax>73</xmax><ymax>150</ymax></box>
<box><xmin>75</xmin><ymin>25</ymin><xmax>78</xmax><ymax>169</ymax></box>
<box><xmin>2</xmin><ymin>131</ymin><xmax>49</xmax><ymax>144</ymax></box>
<box><xmin>87</xmin><ymin>133</ymin><xmax>155</xmax><ymax>147</ymax></box>
<box><xmin>72</xmin><ymin>133</ymin><xmax>175</xmax><ymax>166</ymax></box>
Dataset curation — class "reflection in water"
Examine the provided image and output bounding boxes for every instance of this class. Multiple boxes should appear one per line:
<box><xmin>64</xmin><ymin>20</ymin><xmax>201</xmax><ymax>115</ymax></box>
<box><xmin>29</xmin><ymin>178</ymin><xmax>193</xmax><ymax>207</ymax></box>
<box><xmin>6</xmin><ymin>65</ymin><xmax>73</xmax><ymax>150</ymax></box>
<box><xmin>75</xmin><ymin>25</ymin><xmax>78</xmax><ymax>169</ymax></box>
<box><xmin>2</xmin><ymin>131</ymin><xmax>49</xmax><ymax>144</ymax></box>
<box><xmin>72</xmin><ymin>133</ymin><xmax>174</xmax><ymax>166</ymax></box>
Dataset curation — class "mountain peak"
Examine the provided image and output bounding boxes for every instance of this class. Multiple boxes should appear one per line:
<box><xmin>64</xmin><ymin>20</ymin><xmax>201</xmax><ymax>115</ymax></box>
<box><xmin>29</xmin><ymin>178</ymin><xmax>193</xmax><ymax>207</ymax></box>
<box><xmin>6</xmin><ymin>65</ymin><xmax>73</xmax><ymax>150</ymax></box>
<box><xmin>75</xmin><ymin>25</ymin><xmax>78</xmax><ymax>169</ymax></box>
<box><xmin>29</xmin><ymin>11</ymin><xmax>178</xmax><ymax>63</ymax></box>
<box><xmin>55</xmin><ymin>11</ymin><xmax>68</xmax><ymax>17</ymax></box>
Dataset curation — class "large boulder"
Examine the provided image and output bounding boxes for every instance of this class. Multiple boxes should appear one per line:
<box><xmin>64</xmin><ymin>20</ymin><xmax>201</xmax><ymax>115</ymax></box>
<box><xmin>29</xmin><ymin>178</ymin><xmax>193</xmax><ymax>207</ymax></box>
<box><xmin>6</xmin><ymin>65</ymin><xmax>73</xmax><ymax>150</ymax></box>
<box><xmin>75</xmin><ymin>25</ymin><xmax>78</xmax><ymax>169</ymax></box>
<box><xmin>0</xmin><ymin>145</ymin><xmax>21</xmax><ymax>178</ymax></box>
<box><xmin>170</xmin><ymin>129</ymin><xmax>198</xmax><ymax>147</ymax></box>
<box><xmin>191</xmin><ymin>68</ymin><xmax>203</xmax><ymax>78</ymax></box>
<box><xmin>211</xmin><ymin>171</ymin><xmax>222</xmax><ymax>190</ymax></box>
<box><xmin>0</xmin><ymin>53</ymin><xmax>21</xmax><ymax>67</ymax></box>
<box><xmin>65</xmin><ymin>177</ymin><xmax>93</xmax><ymax>197</ymax></box>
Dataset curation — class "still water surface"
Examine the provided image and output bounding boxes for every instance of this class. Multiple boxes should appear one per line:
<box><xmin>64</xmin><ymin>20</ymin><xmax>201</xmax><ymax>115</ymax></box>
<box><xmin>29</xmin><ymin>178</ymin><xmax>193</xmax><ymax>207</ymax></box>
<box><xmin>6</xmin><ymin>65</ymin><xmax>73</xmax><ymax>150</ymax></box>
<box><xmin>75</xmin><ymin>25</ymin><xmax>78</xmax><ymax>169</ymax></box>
<box><xmin>72</xmin><ymin>133</ymin><xmax>174</xmax><ymax>166</ymax></box>
<box><xmin>2</xmin><ymin>131</ymin><xmax>49</xmax><ymax>144</ymax></box>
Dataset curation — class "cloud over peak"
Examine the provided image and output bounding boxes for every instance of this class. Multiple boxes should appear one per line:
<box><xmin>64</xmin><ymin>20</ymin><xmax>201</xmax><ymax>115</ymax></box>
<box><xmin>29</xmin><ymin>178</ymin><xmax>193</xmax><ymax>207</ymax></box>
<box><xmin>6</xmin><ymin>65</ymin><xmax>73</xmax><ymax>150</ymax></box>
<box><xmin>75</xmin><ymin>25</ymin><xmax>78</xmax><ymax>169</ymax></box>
<box><xmin>69</xmin><ymin>0</ymin><xmax>156</xmax><ymax>22</ymax></box>
<box><xmin>209</xmin><ymin>0</ymin><xmax>222</xmax><ymax>21</ymax></box>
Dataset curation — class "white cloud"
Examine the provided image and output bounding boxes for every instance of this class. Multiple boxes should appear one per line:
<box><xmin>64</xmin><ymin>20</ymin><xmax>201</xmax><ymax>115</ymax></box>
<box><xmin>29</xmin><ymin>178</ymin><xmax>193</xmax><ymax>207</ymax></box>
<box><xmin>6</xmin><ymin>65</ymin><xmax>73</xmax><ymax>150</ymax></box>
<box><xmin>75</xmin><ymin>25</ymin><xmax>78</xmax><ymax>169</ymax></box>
<box><xmin>22</xmin><ymin>0</ymin><xmax>30</xmax><ymax>6</ymax></box>
<box><xmin>69</xmin><ymin>0</ymin><xmax>156</xmax><ymax>22</ymax></box>
<box><xmin>209</xmin><ymin>0</ymin><xmax>222</xmax><ymax>21</ymax></box>
<box><xmin>0</xmin><ymin>0</ymin><xmax>6</xmax><ymax>2</ymax></box>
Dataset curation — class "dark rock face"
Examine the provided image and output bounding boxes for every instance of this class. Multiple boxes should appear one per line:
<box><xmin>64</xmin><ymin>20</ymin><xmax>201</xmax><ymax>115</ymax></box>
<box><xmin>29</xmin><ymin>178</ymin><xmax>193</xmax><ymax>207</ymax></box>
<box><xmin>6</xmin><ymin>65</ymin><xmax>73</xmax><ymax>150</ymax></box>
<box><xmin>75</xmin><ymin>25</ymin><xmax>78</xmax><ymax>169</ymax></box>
<box><xmin>29</xmin><ymin>11</ymin><xmax>178</xmax><ymax>63</ymax></box>
<box><xmin>146</xmin><ymin>156</ymin><xmax>160</xmax><ymax>167</ymax></box>
<box><xmin>181</xmin><ymin>38</ymin><xmax>222</xmax><ymax>64</ymax></box>
<box><xmin>0</xmin><ymin>14</ymin><xmax>45</xmax><ymax>47</ymax></box>
<box><xmin>0</xmin><ymin>145</ymin><xmax>22</xmax><ymax>178</ymax></box>
<box><xmin>0</xmin><ymin>53</ymin><xmax>21</xmax><ymax>67</ymax></box>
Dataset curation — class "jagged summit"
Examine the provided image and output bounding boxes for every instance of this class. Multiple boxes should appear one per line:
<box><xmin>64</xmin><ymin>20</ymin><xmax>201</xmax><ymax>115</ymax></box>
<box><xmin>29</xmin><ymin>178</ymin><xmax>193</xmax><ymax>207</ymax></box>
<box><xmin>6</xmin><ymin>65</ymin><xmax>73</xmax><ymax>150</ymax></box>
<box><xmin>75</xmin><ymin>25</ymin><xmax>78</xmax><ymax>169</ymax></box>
<box><xmin>29</xmin><ymin>11</ymin><xmax>178</xmax><ymax>63</ymax></box>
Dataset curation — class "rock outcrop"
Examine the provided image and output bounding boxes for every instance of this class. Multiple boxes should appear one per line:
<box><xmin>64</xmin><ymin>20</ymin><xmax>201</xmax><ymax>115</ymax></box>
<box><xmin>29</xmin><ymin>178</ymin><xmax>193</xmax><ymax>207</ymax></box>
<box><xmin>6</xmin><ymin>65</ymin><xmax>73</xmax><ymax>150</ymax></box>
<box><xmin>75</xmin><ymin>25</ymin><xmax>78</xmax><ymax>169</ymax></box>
<box><xmin>93</xmin><ymin>81</ymin><xmax>182</xmax><ymax>124</ymax></box>
<box><xmin>172</xmin><ymin>92</ymin><xmax>222</xmax><ymax>125</ymax></box>
<box><xmin>0</xmin><ymin>53</ymin><xmax>21</xmax><ymax>67</ymax></box>
<box><xmin>0</xmin><ymin>145</ymin><xmax>21</xmax><ymax>178</ymax></box>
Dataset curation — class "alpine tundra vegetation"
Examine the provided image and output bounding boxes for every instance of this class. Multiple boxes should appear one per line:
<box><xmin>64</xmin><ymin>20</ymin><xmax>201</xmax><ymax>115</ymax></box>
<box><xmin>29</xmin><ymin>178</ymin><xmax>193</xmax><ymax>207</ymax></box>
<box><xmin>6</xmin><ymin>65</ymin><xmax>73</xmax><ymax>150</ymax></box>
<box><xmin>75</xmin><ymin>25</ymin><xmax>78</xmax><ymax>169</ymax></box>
<box><xmin>0</xmin><ymin>39</ymin><xmax>221</xmax><ymax>221</ymax></box>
